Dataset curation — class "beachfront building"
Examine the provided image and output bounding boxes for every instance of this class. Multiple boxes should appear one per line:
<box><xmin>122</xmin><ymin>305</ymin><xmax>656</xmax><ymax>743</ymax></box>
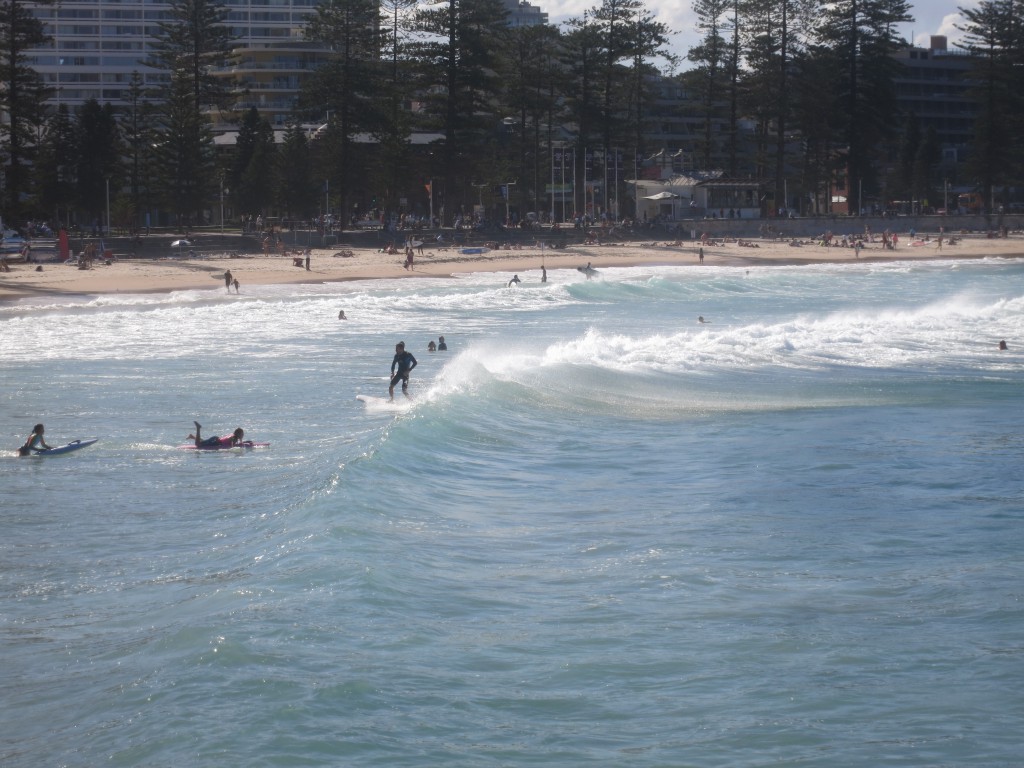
<box><xmin>505</xmin><ymin>0</ymin><xmax>548</xmax><ymax>27</ymax></box>
<box><xmin>632</xmin><ymin>173</ymin><xmax>765</xmax><ymax>222</ymax></box>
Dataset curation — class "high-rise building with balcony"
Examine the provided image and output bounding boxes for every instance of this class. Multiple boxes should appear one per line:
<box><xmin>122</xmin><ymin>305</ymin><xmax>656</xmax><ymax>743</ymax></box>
<box><xmin>891</xmin><ymin>36</ymin><xmax>977</xmax><ymax>166</ymax></box>
<box><xmin>25</xmin><ymin>0</ymin><xmax>548</xmax><ymax>129</ymax></box>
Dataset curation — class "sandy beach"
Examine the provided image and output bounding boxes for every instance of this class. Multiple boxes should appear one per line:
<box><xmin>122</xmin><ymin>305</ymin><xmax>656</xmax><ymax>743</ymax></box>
<box><xmin>2</xmin><ymin>232</ymin><xmax>1022</xmax><ymax>301</ymax></box>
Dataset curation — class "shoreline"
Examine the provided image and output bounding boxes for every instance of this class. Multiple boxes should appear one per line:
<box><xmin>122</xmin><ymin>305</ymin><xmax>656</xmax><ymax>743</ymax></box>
<box><xmin>3</xmin><ymin>234</ymin><xmax>1023</xmax><ymax>302</ymax></box>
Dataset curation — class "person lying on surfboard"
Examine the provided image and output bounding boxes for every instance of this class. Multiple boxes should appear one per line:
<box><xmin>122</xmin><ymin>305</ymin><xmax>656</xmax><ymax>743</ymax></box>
<box><xmin>188</xmin><ymin>421</ymin><xmax>245</xmax><ymax>449</ymax></box>
<box><xmin>18</xmin><ymin>423</ymin><xmax>51</xmax><ymax>456</ymax></box>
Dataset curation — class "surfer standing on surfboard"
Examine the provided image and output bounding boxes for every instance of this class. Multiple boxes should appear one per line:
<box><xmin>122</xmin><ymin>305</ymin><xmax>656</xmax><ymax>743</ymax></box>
<box><xmin>389</xmin><ymin>342</ymin><xmax>418</xmax><ymax>401</ymax></box>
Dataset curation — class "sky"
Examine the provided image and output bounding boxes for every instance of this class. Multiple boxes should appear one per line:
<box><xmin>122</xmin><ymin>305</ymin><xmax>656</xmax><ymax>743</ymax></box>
<box><xmin>545</xmin><ymin>0</ymin><xmax>980</xmax><ymax>67</ymax></box>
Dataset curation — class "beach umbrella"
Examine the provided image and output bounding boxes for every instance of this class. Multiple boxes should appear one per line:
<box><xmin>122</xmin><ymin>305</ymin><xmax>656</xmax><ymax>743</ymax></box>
<box><xmin>644</xmin><ymin>191</ymin><xmax>680</xmax><ymax>219</ymax></box>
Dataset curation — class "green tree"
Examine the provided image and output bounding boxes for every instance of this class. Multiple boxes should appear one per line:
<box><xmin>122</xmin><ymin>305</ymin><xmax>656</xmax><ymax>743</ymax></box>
<box><xmin>74</xmin><ymin>99</ymin><xmax>122</xmax><ymax>230</ymax></box>
<box><xmin>234</xmin><ymin>110</ymin><xmax>277</xmax><ymax>217</ymax></box>
<box><xmin>789</xmin><ymin>45</ymin><xmax>844</xmax><ymax>214</ymax></box>
<box><xmin>302</xmin><ymin>0</ymin><xmax>383</xmax><ymax>220</ymax></box>
<box><xmin>0</xmin><ymin>0</ymin><xmax>53</xmax><ymax>220</ymax></box>
<box><xmin>276</xmin><ymin>118</ymin><xmax>316</xmax><ymax>219</ymax></box>
<box><xmin>119</xmin><ymin>72</ymin><xmax>160</xmax><ymax>233</ymax></box>
<box><xmin>627</xmin><ymin>10</ymin><xmax>675</xmax><ymax>160</ymax></box>
<box><xmin>411</xmin><ymin>0</ymin><xmax>510</xmax><ymax>219</ymax></box>
<box><xmin>587</xmin><ymin>0</ymin><xmax>672</xmax><ymax>217</ymax></box>
<box><xmin>561</xmin><ymin>13</ymin><xmax>604</xmax><ymax>215</ymax></box>
<box><xmin>503</xmin><ymin>24</ymin><xmax>566</xmax><ymax>218</ymax></box>
<box><xmin>375</xmin><ymin>0</ymin><xmax>418</xmax><ymax>213</ymax></box>
<box><xmin>230</xmin><ymin>107</ymin><xmax>277</xmax><ymax>216</ymax></box>
<box><xmin>31</xmin><ymin>104</ymin><xmax>76</xmax><ymax>225</ymax></box>
<box><xmin>688</xmin><ymin>0</ymin><xmax>731</xmax><ymax>170</ymax></box>
<box><xmin>153</xmin><ymin>70</ymin><xmax>218</xmax><ymax>227</ymax></box>
<box><xmin>147</xmin><ymin>0</ymin><xmax>234</xmax><ymax>111</ymax></box>
<box><xmin>813</xmin><ymin>0</ymin><xmax>913</xmax><ymax>213</ymax></box>
<box><xmin>958</xmin><ymin>0</ymin><xmax>1024</xmax><ymax>216</ymax></box>
<box><xmin>740</xmin><ymin>0</ymin><xmax>816</xmax><ymax>205</ymax></box>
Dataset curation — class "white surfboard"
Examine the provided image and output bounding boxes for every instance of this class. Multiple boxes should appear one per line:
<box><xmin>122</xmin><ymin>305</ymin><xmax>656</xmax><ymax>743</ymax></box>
<box><xmin>29</xmin><ymin>438</ymin><xmax>98</xmax><ymax>456</ymax></box>
<box><xmin>356</xmin><ymin>394</ymin><xmax>414</xmax><ymax>412</ymax></box>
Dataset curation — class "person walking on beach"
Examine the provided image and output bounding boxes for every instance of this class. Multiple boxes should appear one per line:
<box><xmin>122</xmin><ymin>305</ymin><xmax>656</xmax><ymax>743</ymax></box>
<box><xmin>224</xmin><ymin>269</ymin><xmax>233</xmax><ymax>291</ymax></box>
<box><xmin>18</xmin><ymin>423</ymin><xmax>51</xmax><ymax>455</ymax></box>
<box><xmin>305</xmin><ymin>250</ymin><xmax>311</xmax><ymax>271</ymax></box>
<box><xmin>389</xmin><ymin>341</ymin><xmax>418</xmax><ymax>401</ymax></box>
<box><xmin>541</xmin><ymin>265</ymin><xmax>547</xmax><ymax>283</ymax></box>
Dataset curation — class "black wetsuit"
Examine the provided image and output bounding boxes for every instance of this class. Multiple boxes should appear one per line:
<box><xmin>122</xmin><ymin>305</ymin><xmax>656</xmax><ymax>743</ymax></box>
<box><xmin>390</xmin><ymin>350</ymin><xmax>418</xmax><ymax>392</ymax></box>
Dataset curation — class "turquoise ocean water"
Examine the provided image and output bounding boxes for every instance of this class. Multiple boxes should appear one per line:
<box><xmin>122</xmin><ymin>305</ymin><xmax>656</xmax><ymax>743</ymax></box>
<box><xmin>2</xmin><ymin>258</ymin><xmax>1023</xmax><ymax>766</ymax></box>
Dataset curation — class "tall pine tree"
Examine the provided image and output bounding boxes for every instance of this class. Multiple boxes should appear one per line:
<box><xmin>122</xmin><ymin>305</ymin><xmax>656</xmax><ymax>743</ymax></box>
<box><xmin>302</xmin><ymin>0</ymin><xmax>383</xmax><ymax>221</ymax></box>
<box><xmin>0</xmin><ymin>0</ymin><xmax>53</xmax><ymax>220</ymax></box>
<box><xmin>958</xmin><ymin>0</ymin><xmax>1024</xmax><ymax>215</ymax></box>
<box><xmin>411</xmin><ymin>0</ymin><xmax>510</xmax><ymax>218</ymax></box>
<box><xmin>813</xmin><ymin>0</ymin><xmax>913</xmax><ymax>213</ymax></box>
<box><xmin>146</xmin><ymin>0</ymin><xmax>234</xmax><ymax>111</ymax></box>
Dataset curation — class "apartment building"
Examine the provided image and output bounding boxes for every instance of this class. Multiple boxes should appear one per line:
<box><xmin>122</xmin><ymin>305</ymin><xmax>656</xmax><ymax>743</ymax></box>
<box><xmin>26</xmin><ymin>0</ymin><xmax>546</xmax><ymax>129</ymax></box>
<box><xmin>891</xmin><ymin>35</ymin><xmax>977</xmax><ymax>166</ymax></box>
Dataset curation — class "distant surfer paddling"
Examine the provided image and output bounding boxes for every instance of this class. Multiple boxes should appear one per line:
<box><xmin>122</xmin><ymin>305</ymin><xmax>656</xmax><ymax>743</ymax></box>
<box><xmin>189</xmin><ymin>421</ymin><xmax>245</xmax><ymax>448</ymax></box>
<box><xmin>389</xmin><ymin>341</ymin><xmax>418</xmax><ymax>401</ymax></box>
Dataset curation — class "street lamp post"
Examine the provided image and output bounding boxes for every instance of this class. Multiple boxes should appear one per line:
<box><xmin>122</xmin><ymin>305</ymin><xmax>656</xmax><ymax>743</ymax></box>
<box><xmin>220</xmin><ymin>175</ymin><xmax>225</xmax><ymax>234</ymax></box>
<box><xmin>550</xmin><ymin>144</ymin><xmax>557</xmax><ymax>224</ymax></box>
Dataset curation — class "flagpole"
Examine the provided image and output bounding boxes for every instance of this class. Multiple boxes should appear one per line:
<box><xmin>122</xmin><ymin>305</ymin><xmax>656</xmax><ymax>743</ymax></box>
<box><xmin>429</xmin><ymin>178</ymin><xmax>434</xmax><ymax>228</ymax></box>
